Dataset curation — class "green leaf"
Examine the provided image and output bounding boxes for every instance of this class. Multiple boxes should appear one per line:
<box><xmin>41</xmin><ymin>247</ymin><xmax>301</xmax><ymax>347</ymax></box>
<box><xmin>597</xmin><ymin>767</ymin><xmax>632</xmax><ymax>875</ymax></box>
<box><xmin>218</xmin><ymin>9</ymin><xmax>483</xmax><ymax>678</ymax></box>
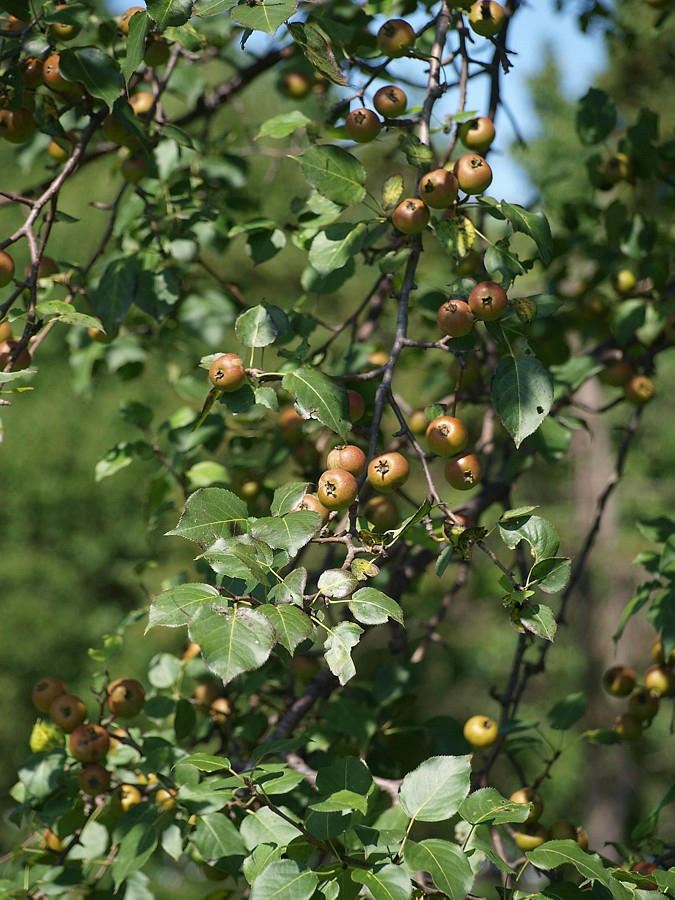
<box><xmin>576</xmin><ymin>88</ymin><xmax>617</xmax><ymax>145</ymax></box>
<box><xmin>268</xmin><ymin>568</ymin><xmax>307</xmax><ymax>606</ymax></box>
<box><xmin>121</xmin><ymin>10</ymin><xmax>149</xmax><ymax>85</ymax></box>
<box><xmin>193</xmin><ymin>0</ymin><xmax>232</xmax><ymax>13</ymax></box>
<box><xmin>252</xmin><ymin>511</ymin><xmax>320</xmax><ymax>556</ymax></box>
<box><xmin>546</xmin><ymin>693</ymin><xmax>587</xmax><ymax>731</ymax></box>
<box><xmin>240</xmin><ymin>806</ymin><xmax>302</xmax><ymax>850</ymax></box>
<box><xmin>257</xmin><ymin>111</ymin><xmax>311</xmax><ymax>139</ymax></box>
<box><xmin>315</xmin><ymin>757</ymin><xmax>373</xmax><ymax>796</ymax></box>
<box><xmin>397</xmin><ymin>133</ymin><xmax>434</xmax><ymax>168</ymax></box>
<box><xmin>146</xmin><ymin>0</ymin><xmax>193</xmax><ymax>28</ymax></box>
<box><xmin>499</xmin><ymin>514</ymin><xmax>560</xmax><ymax>562</ymax></box>
<box><xmin>35</xmin><ymin>300</ymin><xmax>102</xmax><ymax>330</ymax></box>
<box><xmin>91</xmin><ymin>257</ymin><xmax>138</xmax><ymax>334</ymax></box>
<box><xmin>202</xmin><ymin>535</ymin><xmax>274</xmax><ymax>583</ymax></box>
<box><xmin>59</xmin><ymin>48</ymin><xmax>123</xmax><ymax>108</ymax></box>
<box><xmin>550</xmin><ymin>355</ymin><xmax>603</xmax><ymax>399</ymax></box>
<box><xmin>18</xmin><ymin>750</ymin><xmax>67</xmax><ymax>799</ymax></box>
<box><xmin>259</xmin><ymin>605</ymin><xmax>313</xmax><ymax>654</ymax></box>
<box><xmin>528</xmin><ymin>557</ymin><xmax>571</xmax><ymax>593</ymax></box>
<box><xmin>323</xmin><ymin>621</ymin><xmax>363</xmax><ymax>685</ymax></box>
<box><xmin>526</xmin><ymin>841</ymin><xmax>630</xmax><ymax>899</ymax></box>
<box><xmin>318</xmin><ymin>568</ymin><xmax>358</xmax><ymax>599</ymax></box>
<box><xmin>249</xmin><ymin>859</ymin><xmax>318</xmax><ymax>899</ymax></box>
<box><xmin>491</xmin><ymin>355</ymin><xmax>554</xmax><ymax>448</ymax></box>
<box><xmin>236</xmin><ymin>303</ymin><xmax>289</xmax><ymax>347</ymax></box>
<box><xmin>243</xmin><ymin>844</ymin><xmax>283</xmax><ymax>884</ymax></box>
<box><xmin>281</xmin><ymin>367</ymin><xmax>351</xmax><ymax>439</ymax></box>
<box><xmin>399</xmin><ymin>755</ymin><xmax>471</xmax><ymax>823</ymax></box>
<box><xmin>95</xmin><ymin>440</ymin><xmax>150</xmax><ymax>482</ymax></box>
<box><xmin>403</xmin><ymin>839</ymin><xmax>474</xmax><ymax>900</ymax></box>
<box><xmin>309</xmin><ymin>223</ymin><xmax>369</xmax><ymax>275</ymax></box>
<box><xmin>180</xmin><ymin>753</ymin><xmax>231</xmax><ymax>772</ymax></box>
<box><xmin>351</xmin><ymin>863</ymin><xmax>412</xmax><ymax>900</ymax></box>
<box><xmin>458</xmin><ymin>788</ymin><xmax>531</xmax><ymax>825</ymax></box>
<box><xmin>287</xmin><ymin>22</ymin><xmax>346</xmax><ymax>86</ymax></box>
<box><xmin>296</xmin><ymin>146</ymin><xmax>367</xmax><ymax>207</ymax></box>
<box><xmin>637</xmin><ymin>517</ymin><xmax>675</xmax><ymax>544</ymax></box>
<box><xmin>112</xmin><ymin>820</ymin><xmax>159</xmax><ymax>889</ymax></box>
<box><xmin>612</xmin><ymin>581</ymin><xmax>655</xmax><ymax>643</ymax></box>
<box><xmin>518</xmin><ymin>603</ymin><xmax>558</xmax><ymax>641</ymax></box>
<box><xmin>231</xmin><ymin>0</ymin><xmax>297</xmax><ymax>34</ymax></box>
<box><xmin>435</xmin><ymin>215</ymin><xmax>476</xmax><ymax>257</ymax></box>
<box><xmin>500</xmin><ymin>202</ymin><xmax>553</xmax><ymax>265</ymax></box>
<box><xmin>348</xmin><ymin>587</ymin><xmax>404</xmax><ymax>625</ymax></box>
<box><xmin>484</xmin><ymin>238</ymin><xmax>528</xmax><ymax>282</ymax></box>
<box><xmin>190</xmin><ymin>814</ymin><xmax>247</xmax><ymax>861</ymax></box>
<box><xmin>169</xmin><ymin>488</ymin><xmax>250</xmax><ymax>546</ymax></box>
<box><xmin>189</xmin><ymin>605</ymin><xmax>277</xmax><ymax>685</ymax></box>
<box><xmin>310</xmin><ymin>789</ymin><xmax>368</xmax><ymax>816</ymax></box>
<box><xmin>147</xmin><ymin>582</ymin><xmax>220</xmax><ymax>630</ymax></box>
<box><xmin>270</xmin><ymin>482</ymin><xmax>311</xmax><ymax>517</ymax></box>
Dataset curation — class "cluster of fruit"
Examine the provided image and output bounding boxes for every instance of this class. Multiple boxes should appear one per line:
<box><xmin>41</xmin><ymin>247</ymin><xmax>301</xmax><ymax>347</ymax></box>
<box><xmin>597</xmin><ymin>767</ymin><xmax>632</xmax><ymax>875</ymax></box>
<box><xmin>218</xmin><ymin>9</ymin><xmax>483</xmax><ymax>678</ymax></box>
<box><xmin>208</xmin><ymin>352</ymin><xmax>483</xmax><ymax>521</ymax></box>
<box><xmin>343</xmin><ymin>10</ymin><xmax>501</xmax><ymax>235</ymax></box>
<box><xmin>30</xmin><ymin>674</ymin><xmax>145</xmax><ymax>799</ymax></box>
<box><xmin>0</xmin><ymin>6</ymin><xmax>169</xmax><ymax>181</ymax></box>
<box><xmin>462</xmin><ymin>715</ymin><xmax>589</xmax><ymax>851</ymax></box>
<box><xmin>603</xmin><ymin>636</ymin><xmax>675</xmax><ymax>741</ymax></box>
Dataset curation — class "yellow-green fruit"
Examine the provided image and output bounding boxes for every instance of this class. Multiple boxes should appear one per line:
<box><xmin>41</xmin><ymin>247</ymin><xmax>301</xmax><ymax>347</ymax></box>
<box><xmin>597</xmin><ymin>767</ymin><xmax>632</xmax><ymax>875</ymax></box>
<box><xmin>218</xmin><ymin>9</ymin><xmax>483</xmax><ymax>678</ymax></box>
<box><xmin>514</xmin><ymin>823</ymin><xmax>549</xmax><ymax>851</ymax></box>
<box><xmin>509</xmin><ymin>788</ymin><xmax>544</xmax><ymax>823</ymax></box>
<box><xmin>463</xmin><ymin>714</ymin><xmax>498</xmax><ymax>748</ymax></box>
<box><xmin>30</xmin><ymin>720</ymin><xmax>64</xmax><ymax>753</ymax></box>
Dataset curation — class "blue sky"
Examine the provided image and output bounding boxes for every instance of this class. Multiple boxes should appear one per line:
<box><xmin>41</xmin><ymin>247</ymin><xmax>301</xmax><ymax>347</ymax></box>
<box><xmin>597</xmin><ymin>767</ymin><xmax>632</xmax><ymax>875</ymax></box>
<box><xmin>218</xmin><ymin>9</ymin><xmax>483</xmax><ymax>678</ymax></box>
<box><xmin>108</xmin><ymin>1</ymin><xmax>608</xmax><ymax>197</ymax></box>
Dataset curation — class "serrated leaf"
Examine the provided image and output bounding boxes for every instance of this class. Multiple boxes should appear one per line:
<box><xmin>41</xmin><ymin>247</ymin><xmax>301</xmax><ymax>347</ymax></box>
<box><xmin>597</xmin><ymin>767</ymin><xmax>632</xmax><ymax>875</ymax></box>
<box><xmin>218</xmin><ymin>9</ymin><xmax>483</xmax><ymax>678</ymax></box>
<box><xmin>527</xmin><ymin>841</ymin><xmax>630</xmax><ymax>898</ymax></box>
<box><xmin>547</xmin><ymin>693</ymin><xmax>587</xmax><ymax>731</ymax></box>
<box><xmin>403</xmin><ymin>839</ymin><xmax>474</xmax><ymax>900</ymax></box>
<box><xmin>202</xmin><ymin>535</ymin><xmax>274</xmax><ymax>583</ymax></box>
<box><xmin>315</xmin><ymin>757</ymin><xmax>373</xmax><ymax>796</ymax></box>
<box><xmin>147</xmin><ymin>582</ymin><xmax>220</xmax><ymax>630</ymax></box>
<box><xmin>193</xmin><ymin>0</ymin><xmax>231</xmax><ymax>13</ymax></box>
<box><xmin>270</xmin><ymin>482</ymin><xmax>311</xmax><ymax>517</ymax></box>
<box><xmin>180</xmin><ymin>753</ymin><xmax>231</xmax><ymax>772</ymax></box>
<box><xmin>351</xmin><ymin>864</ymin><xmax>412</xmax><ymax>900</ymax></box>
<box><xmin>287</xmin><ymin>21</ymin><xmax>346</xmax><ymax>86</ymax></box>
<box><xmin>529</xmin><ymin>557</ymin><xmax>571</xmax><ymax>594</ymax></box>
<box><xmin>121</xmin><ymin>10</ymin><xmax>149</xmax><ymax>84</ymax></box>
<box><xmin>249</xmin><ymin>859</ymin><xmax>318</xmax><ymax>900</ymax></box>
<box><xmin>399</xmin><ymin>755</ymin><xmax>471</xmax><ymax>823</ymax></box>
<box><xmin>382</xmin><ymin>174</ymin><xmax>404</xmax><ymax>210</ymax></box>
<box><xmin>189</xmin><ymin>605</ymin><xmax>276</xmax><ymax>685</ymax></box>
<box><xmin>309</xmin><ymin>222</ymin><xmax>368</xmax><ymax>275</ymax></box>
<box><xmin>59</xmin><ymin>48</ymin><xmax>123</xmax><ymax>108</ymax></box>
<box><xmin>168</xmin><ymin>487</ymin><xmax>250</xmax><ymax>546</ymax></box>
<box><xmin>459</xmin><ymin>788</ymin><xmax>532</xmax><ymax>825</ymax></box>
<box><xmin>235</xmin><ymin>303</ymin><xmax>289</xmax><ymax>347</ymax></box>
<box><xmin>259</xmin><ymin>605</ymin><xmax>313</xmax><ymax>654</ymax></box>
<box><xmin>190</xmin><ymin>813</ymin><xmax>247</xmax><ymax>861</ymax></box>
<box><xmin>146</xmin><ymin>0</ymin><xmax>193</xmax><ymax>28</ymax></box>
<box><xmin>310</xmin><ymin>790</ymin><xmax>368</xmax><ymax>816</ymax></box>
<box><xmin>324</xmin><ymin>621</ymin><xmax>362</xmax><ymax>685</ymax></box>
<box><xmin>397</xmin><ymin>133</ymin><xmax>434</xmax><ymax>167</ymax></box>
<box><xmin>268</xmin><ymin>568</ymin><xmax>307</xmax><ymax>606</ymax></box>
<box><xmin>491</xmin><ymin>355</ymin><xmax>553</xmax><ymax>448</ymax></box>
<box><xmin>519</xmin><ymin>603</ymin><xmax>557</xmax><ymax>641</ymax></box>
<box><xmin>252</xmin><ymin>511</ymin><xmax>320</xmax><ymax>557</ymax></box>
<box><xmin>281</xmin><ymin>367</ymin><xmax>351</xmax><ymax>439</ymax></box>
<box><xmin>484</xmin><ymin>239</ymin><xmax>528</xmax><ymax>281</ymax></box>
<box><xmin>348</xmin><ymin>588</ymin><xmax>403</xmax><ymax>625</ymax></box>
<box><xmin>230</xmin><ymin>0</ymin><xmax>297</xmax><ymax>33</ymax></box>
<box><xmin>318</xmin><ymin>569</ymin><xmax>358</xmax><ymax>599</ymax></box>
<box><xmin>35</xmin><ymin>300</ymin><xmax>102</xmax><ymax>330</ymax></box>
<box><xmin>500</xmin><ymin>202</ymin><xmax>552</xmax><ymax>265</ymax></box>
<box><xmin>243</xmin><ymin>843</ymin><xmax>283</xmax><ymax>884</ymax></box>
<box><xmin>296</xmin><ymin>146</ymin><xmax>366</xmax><ymax>207</ymax></box>
<box><xmin>499</xmin><ymin>515</ymin><xmax>560</xmax><ymax>561</ymax></box>
<box><xmin>257</xmin><ymin>111</ymin><xmax>311</xmax><ymax>139</ymax></box>
<box><xmin>435</xmin><ymin>215</ymin><xmax>476</xmax><ymax>257</ymax></box>
<box><xmin>241</xmin><ymin>806</ymin><xmax>302</xmax><ymax>850</ymax></box>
